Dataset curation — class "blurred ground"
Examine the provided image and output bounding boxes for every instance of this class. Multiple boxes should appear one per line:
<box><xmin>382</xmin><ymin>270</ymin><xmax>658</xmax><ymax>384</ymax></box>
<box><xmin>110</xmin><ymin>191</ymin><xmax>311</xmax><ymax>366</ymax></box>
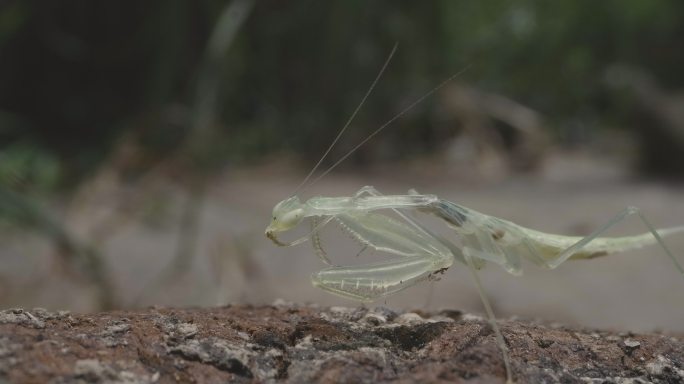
<box><xmin>1</xmin><ymin>149</ymin><xmax>683</xmax><ymax>334</ymax></box>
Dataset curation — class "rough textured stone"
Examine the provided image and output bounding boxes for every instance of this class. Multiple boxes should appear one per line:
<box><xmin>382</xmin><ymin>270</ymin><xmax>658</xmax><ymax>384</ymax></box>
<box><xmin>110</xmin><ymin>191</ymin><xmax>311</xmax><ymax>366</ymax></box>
<box><xmin>0</xmin><ymin>305</ymin><xmax>682</xmax><ymax>383</ymax></box>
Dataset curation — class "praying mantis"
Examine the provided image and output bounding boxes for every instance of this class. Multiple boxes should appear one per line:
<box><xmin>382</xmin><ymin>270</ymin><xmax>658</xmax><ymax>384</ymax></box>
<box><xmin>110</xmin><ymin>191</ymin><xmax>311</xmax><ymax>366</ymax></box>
<box><xmin>263</xmin><ymin>44</ymin><xmax>684</xmax><ymax>383</ymax></box>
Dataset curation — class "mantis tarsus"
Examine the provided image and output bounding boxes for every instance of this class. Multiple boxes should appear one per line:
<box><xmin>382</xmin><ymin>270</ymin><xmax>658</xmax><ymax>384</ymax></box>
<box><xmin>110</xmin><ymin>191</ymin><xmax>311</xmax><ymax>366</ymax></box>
<box><xmin>263</xmin><ymin>44</ymin><xmax>684</xmax><ymax>384</ymax></box>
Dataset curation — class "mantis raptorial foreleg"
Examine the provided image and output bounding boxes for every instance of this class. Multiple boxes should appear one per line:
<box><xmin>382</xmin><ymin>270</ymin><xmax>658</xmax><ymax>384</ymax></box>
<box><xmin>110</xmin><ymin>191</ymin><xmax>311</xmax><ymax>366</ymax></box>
<box><xmin>307</xmin><ymin>186</ymin><xmax>455</xmax><ymax>301</ymax></box>
<box><xmin>312</xmin><ymin>257</ymin><xmax>439</xmax><ymax>302</ymax></box>
<box><xmin>311</xmin><ymin>217</ymin><xmax>334</xmax><ymax>265</ymax></box>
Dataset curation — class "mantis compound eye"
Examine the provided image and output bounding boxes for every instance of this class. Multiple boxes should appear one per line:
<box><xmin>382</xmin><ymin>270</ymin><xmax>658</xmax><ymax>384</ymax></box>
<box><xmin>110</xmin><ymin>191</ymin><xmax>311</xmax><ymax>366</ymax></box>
<box><xmin>266</xmin><ymin>196</ymin><xmax>305</xmax><ymax>235</ymax></box>
<box><xmin>279</xmin><ymin>209</ymin><xmax>304</xmax><ymax>227</ymax></box>
<box><xmin>265</xmin><ymin>197</ymin><xmax>309</xmax><ymax>247</ymax></box>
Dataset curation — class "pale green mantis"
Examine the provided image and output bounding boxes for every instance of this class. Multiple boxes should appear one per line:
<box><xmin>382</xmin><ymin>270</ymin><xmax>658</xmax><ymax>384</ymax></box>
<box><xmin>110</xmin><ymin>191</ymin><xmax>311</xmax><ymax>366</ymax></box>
<box><xmin>264</xmin><ymin>45</ymin><xmax>684</xmax><ymax>383</ymax></box>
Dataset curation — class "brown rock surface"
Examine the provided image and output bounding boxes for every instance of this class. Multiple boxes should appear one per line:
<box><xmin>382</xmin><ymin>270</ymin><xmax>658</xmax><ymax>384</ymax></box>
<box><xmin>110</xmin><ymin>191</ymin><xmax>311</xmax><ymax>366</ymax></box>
<box><xmin>0</xmin><ymin>304</ymin><xmax>682</xmax><ymax>383</ymax></box>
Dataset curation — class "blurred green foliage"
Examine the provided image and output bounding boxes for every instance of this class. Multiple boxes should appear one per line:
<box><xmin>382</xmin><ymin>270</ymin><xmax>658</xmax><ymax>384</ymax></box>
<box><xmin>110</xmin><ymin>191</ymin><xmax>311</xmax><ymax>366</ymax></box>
<box><xmin>0</xmin><ymin>0</ymin><xmax>683</xmax><ymax>186</ymax></box>
<box><xmin>0</xmin><ymin>142</ymin><xmax>60</xmax><ymax>193</ymax></box>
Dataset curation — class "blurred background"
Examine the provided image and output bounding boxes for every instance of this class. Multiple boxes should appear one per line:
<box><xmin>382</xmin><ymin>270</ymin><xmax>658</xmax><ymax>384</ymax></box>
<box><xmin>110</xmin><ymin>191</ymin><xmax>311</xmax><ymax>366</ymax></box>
<box><xmin>1</xmin><ymin>0</ymin><xmax>684</xmax><ymax>332</ymax></box>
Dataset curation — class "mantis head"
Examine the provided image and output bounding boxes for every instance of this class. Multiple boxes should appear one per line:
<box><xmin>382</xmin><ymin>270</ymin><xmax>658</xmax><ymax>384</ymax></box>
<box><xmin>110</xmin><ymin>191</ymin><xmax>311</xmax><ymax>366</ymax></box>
<box><xmin>265</xmin><ymin>196</ymin><xmax>307</xmax><ymax>246</ymax></box>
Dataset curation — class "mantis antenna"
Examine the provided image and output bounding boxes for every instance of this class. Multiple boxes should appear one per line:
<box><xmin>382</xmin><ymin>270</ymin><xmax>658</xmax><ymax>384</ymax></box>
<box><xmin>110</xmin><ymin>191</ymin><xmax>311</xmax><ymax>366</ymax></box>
<box><xmin>292</xmin><ymin>42</ymin><xmax>399</xmax><ymax>196</ymax></box>
<box><xmin>302</xmin><ymin>64</ymin><xmax>472</xmax><ymax>192</ymax></box>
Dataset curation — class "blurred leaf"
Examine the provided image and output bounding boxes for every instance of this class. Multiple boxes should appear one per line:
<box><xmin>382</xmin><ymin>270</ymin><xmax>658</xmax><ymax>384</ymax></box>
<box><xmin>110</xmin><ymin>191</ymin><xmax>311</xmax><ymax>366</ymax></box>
<box><xmin>0</xmin><ymin>143</ymin><xmax>61</xmax><ymax>193</ymax></box>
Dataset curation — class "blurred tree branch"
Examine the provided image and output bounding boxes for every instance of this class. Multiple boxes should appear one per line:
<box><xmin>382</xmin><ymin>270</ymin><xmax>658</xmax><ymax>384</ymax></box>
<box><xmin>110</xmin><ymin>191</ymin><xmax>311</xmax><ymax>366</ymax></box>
<box><xmin>0</xmin><ymin>187</ymin><xmax>117</xmax><ymax>309</ymax></box>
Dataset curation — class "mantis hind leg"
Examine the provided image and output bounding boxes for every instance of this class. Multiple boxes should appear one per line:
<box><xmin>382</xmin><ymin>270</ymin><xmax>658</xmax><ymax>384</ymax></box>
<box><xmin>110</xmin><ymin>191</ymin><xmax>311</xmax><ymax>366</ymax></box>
<box><xmin>357</xmin><ymin>188</ymin><xmax>514</xmax><ymax>381</ymax></box>
<box><xmin>545</xmin><ymin>207</ymin><xmax>684</xmax><ymax>277</ymax></box>
<box><xmin>463</xmin><ymin>250</ymin><xmax>514</xmax><ymax>384</ymax></box>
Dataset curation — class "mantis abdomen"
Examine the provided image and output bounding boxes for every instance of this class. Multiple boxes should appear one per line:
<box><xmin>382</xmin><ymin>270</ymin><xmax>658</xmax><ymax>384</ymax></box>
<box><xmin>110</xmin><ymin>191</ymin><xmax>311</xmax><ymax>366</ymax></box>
<box><xmin>522</xmin><ymin>226</ymin><xmax>684</xmax><ymax>261</ymax></box>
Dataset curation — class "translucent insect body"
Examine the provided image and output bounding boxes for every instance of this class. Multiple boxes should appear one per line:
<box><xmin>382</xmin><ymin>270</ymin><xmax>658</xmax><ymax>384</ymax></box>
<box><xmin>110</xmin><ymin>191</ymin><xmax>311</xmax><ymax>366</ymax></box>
<box><xmin>264</xmin><ymin>45</ymin><xmax>684</xmax><ymax>384</ymax></box>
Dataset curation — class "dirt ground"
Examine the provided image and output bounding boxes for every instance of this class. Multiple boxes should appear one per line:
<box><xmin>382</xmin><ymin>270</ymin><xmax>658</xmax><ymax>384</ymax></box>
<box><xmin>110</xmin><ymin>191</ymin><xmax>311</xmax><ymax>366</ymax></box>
<box><xmin>1</xmin><ymin>304</ymin><xmax>683</xmax><ymax>383</ymax></box>
<box><xmin>1</xmin><ymin>150</ymin><xmax>684</xmax><ymax>334</ymax></box>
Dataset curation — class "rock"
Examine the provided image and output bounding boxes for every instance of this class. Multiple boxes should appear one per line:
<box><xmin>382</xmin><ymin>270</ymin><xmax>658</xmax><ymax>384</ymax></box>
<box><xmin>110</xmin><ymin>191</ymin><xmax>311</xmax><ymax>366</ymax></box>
<box><xmin>622</xmin><ymin>338</ymin><xmax>642</xmax><ymax>355</ymax></box>
<box><xmin>0</xmin><ymin>305</ymin><xmax>682</xmax><ymax>383</ymax></box>
<box><xmin>0</xmin><ymin>309</ymin><xmax>46</xmax><ymax>329</ymax></box>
